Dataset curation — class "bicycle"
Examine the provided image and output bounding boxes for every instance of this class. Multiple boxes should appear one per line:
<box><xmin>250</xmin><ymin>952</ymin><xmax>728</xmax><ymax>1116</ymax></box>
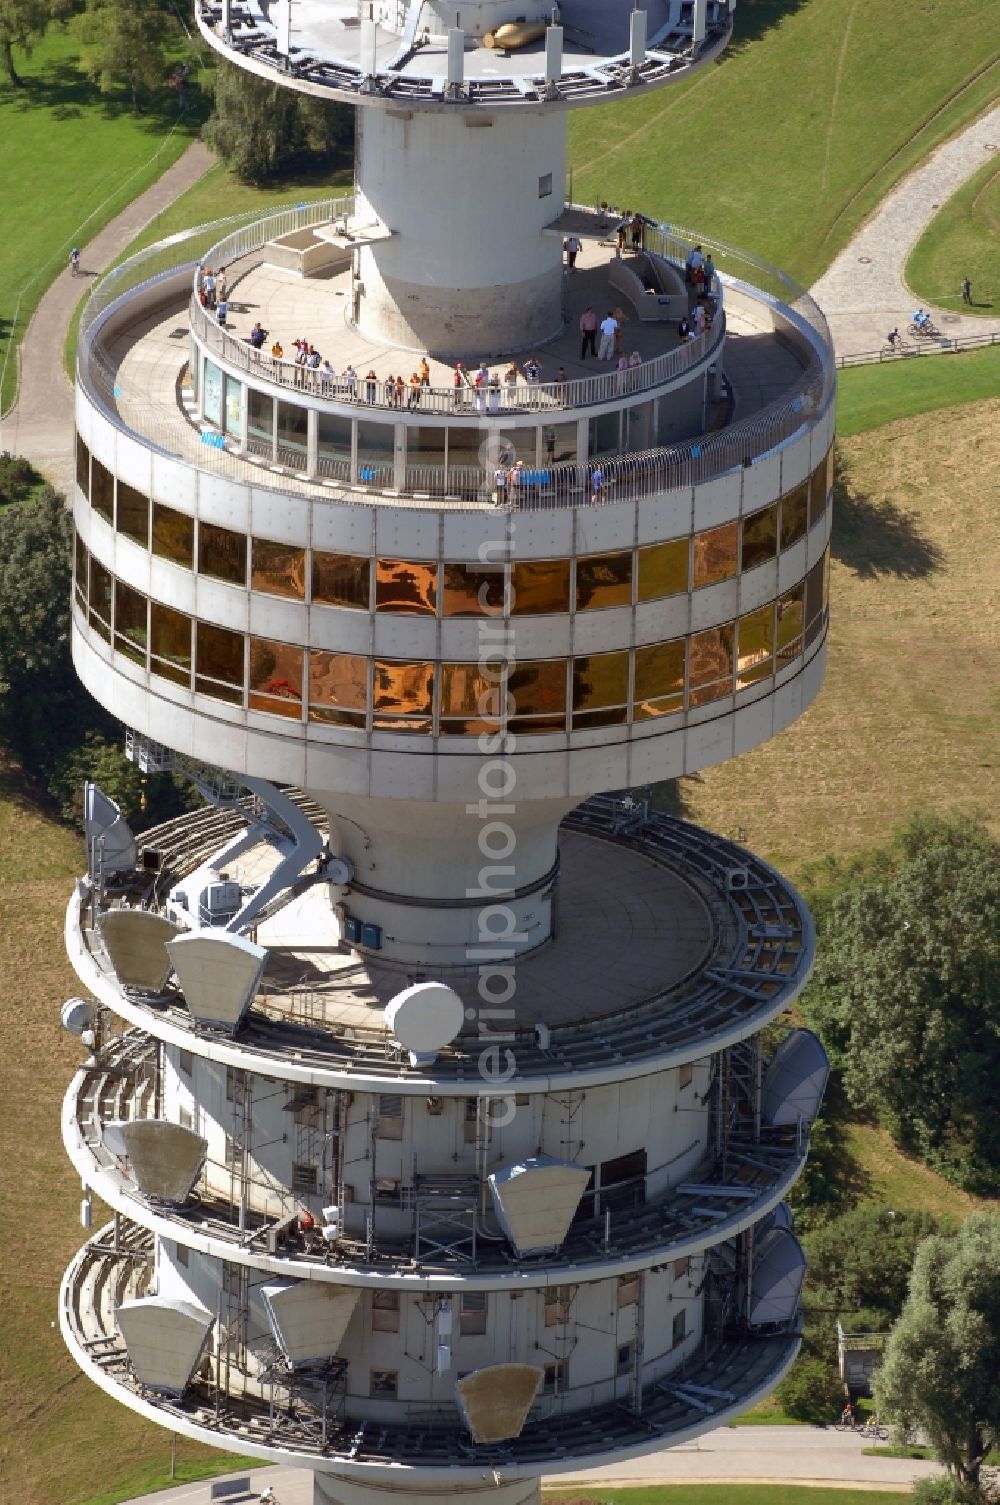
<box><xmin>880</xmin><ymin>338</ymin><xmax>910</xmax><ymax>357</ymax></box>
<box><xmin>858</xmin><ymin>1420</ymin><xmax>890</xmax><ymax>1441</ymax></box>
<box><xmin>908</xmin><ymin>320</ymin><xmax>939</xmax><ymax>338</ymax></box>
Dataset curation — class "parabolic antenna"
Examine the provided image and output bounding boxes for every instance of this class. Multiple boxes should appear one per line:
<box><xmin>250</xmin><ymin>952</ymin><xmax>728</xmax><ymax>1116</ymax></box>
<box><xmin>384</xmin><ymin>982</ymin><xmax>464</xmax><ymax>1063</ymax></box>
<box><xmin>61</xmin><ymin>997</ymin><xmax>95</xmax><ymax>1036</ymax></box>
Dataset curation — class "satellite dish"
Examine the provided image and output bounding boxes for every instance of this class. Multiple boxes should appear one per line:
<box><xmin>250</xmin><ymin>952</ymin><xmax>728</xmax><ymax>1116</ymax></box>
<box><xmin>62</xmin><ymin>997</ymin><xmax>95</xmax><ymax>1036</ymax></box>
<box><xmin>84</xmin><ymin>782</ymin><xmax>138</xmax><ymax>878</ymax></box>
<box><xmin>384</xmin><ymin>982</ymin><xmax>464</xmax><ymax>1064</ymax></box>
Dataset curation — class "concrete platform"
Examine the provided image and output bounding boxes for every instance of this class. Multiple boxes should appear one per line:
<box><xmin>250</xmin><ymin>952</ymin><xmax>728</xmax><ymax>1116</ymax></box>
<box><xmin>221</xmin><ymin>827</ymin><xmax>716</xmax><ymax>1034</ymax></box>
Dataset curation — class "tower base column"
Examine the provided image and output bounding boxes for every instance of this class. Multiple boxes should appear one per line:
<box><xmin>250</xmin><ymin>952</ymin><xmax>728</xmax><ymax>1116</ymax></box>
<box><xmin>314</xmin><ymin>1474</ymin><xmax>542</xmax><ymax>1505</ymax></box>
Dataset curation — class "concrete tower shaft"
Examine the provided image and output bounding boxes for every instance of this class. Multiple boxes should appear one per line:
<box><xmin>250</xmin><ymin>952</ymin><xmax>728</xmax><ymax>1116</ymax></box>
<box><xmin>354</xmin><ymin>107</ymin><xmax>568</xmax><ymax>353</ymax></box>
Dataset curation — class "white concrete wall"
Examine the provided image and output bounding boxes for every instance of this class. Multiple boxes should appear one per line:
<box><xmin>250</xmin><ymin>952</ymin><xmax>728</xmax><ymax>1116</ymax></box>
<box><xmin>355</xmin><ymin>108</ymin><xmax>567</xmax><ymax>354</ymax></box>
<box><xmin>155</xmin><ymin>1234</ymin><xmax>704</xmax><ymax>1417</ymax></box>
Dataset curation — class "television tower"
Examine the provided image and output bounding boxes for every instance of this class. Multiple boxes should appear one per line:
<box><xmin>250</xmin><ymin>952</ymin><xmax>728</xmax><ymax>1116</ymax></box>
<box><xmin>60</xmin><ymin>2</ymin><xmax>835</xmax><ymax>1502</ymax></box>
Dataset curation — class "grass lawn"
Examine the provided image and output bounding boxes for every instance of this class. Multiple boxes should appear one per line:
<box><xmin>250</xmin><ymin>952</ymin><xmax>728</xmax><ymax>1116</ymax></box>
<box><xmin>836</xmin><ymin>347</ymin><xmax>1000</xmax><ymax>436</ymax></box>
<box><xmin>906</xmin><ymin>153</ymin><xmax>1000</xmax><ymax>316</ymax></box>
<box><xmin>668</xmin><ymin>399</ymin><xmax>1000</xmax><ymax>881</ymax></box>
<box><xmin>568</xmin><ymin>0</ymin><xmax>1000</xmax><ymax>287</ymax></box>
<box><xmin>842</xmin><ymin>1124</ymin><xmax>994</xmax><ymax>1223</ymax></box>
<box><xmin>0</xmin><ymin>756</ymin><xmax>254</xmax><ymax>1505</ymax></box>
<box><xmin>0</xmin><ymin>26</ymin><xmax>209</xmax><ymax>415</ymax></box>
<box><xmin>71</xmin><ymin>1453</ymin><xmax>257</xmax><ymax>1505</ymax></box>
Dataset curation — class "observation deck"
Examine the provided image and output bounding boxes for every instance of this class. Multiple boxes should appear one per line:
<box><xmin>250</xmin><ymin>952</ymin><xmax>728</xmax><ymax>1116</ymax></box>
<box><xmin>195</xmin><ymin>0</ymin><xmax>733</xmax><ymax>112</ymax></box>
<box><xmin>61</xmin><ymin>1218</ymin><xmax>800</xmax><ymax>1479</ymax></box>
<box><xmin>67</xmin><ymin>798</ymin><xmax>815</xmax><ymax>1092</ymax></box>
<box><xmin>80</xmin><ymin>203</ymin><xmax>831</xmax><ymax>512</ymax></box>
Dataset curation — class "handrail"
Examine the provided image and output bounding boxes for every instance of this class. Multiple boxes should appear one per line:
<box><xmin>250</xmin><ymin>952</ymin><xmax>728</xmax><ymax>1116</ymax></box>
<box><xmin>191</xmin><ymin>296</ymin><xmax>725</xmax><ymax>415</ymax></box>
<box><xmin>77</xmin><ymin>204</ymin><xmax>835</xmax><ymax>512</ymax></box>
<box><xmin>189</xmin><ymin>198</ymin><xmax>724</xmax><ymax>412</ymax></box>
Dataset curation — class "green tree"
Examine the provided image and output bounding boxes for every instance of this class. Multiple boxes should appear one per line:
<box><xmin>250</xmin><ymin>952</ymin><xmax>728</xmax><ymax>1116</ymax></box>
<box><xmin>775</xmin><ymin>1353</ymin><xmax>844</xmax><ymax>1424</ymax></box>
<box><xmin>0</xmin><ymin>482</ymin><xmax>73</xmax><ymax>696</ymax></box>
<box><xmin>803</xmin><ymin>816</ymin><xmax>1000</xmax><ymax>1192</ymax></box>
<box><xmin>876</xmin><ymin>1214</ymin><xmax>1000</xmax><ymax>1493</ymax></box>
<box><xmin>72</xmin><ymin>0</ymin><xmax>173</xmax><ymax>113</ymax></box>
<box><xmin>0</xmin><ymin>0</ymin><xmax>67</xmax><ymax>86</ymax></box>
<box><xmin>804</xmin><ymin>1205</ymin><xmax>940</xmax><ymax>1321</ymax></box>
<box><xmin>206</xmin><ymin>57</ymin><xmax>351</xmax><ymax>183</ymax></box>
<box><xmin>0</xmin><ymin>484</ymin><xmax>189</xmax><ymax>827</ymax></box>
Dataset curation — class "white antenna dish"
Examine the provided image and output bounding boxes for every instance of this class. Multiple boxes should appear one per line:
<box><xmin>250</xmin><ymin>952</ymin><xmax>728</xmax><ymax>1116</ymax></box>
<box><xmin>62</xmin><ymin>997</ymin><xmax>95</xmax><ymax>1036</ymax></box>
<box><xmin>384</xmin><ymin>982</ymin><xmax>464</xmax><ymax>1064</ymax></box>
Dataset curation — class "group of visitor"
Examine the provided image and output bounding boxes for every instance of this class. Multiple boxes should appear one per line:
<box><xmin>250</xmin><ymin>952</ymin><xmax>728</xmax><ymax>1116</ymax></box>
<box><xmin>196</xmin><ymin>264</ymin><xmax>230</xmax><ymax>325</ymax></box>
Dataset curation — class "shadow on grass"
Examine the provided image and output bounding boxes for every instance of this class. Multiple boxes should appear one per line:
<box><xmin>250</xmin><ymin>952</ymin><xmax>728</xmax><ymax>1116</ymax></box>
<box><xmin>726</xmin><ymin>0</ymin><xmax>811</xmax><ymax>54</ymax></box>
<box><xmin>8</xmin><ymin>59</ymin><xmax>207</xmax><ymax>134</ymax></box>
<box><xmin>831</xmin><ymin>455</ymin><xmax>942</xmax><ymax>580</ymax></box>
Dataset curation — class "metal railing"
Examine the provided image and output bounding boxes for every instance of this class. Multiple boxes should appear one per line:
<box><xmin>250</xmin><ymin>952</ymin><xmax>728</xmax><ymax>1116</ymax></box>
<box><xmin>188</xmin><ymin>199</ymin><xmax>726</xmax><ymax>412</ymax></box>
<box><xmin>835</xmin><ymin>326</ymin><xmax>1000</xmax><ymax>368</ymax></box>
<box><xmin>192</xmin><ymin>295</ymin><xmax>725</xmax><ymax>414</ymax></box>
<box><xmin>78</xmin><ymin>204</ymin><xmax>835</xmax><ymax>512</ymax></box>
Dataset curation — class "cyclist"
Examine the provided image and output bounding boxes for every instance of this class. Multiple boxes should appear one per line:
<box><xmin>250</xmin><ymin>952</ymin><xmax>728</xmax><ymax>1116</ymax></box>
<box><xmin>70</xmin><ymin>247</ymin><xmax>81</xmax><ymax>277</ymax></box>
<box><xmin>886</xmin><ymin>327</ymin><xmax>901</xmax><ymax>350</ymax></box>
<box><xmin>912</xmin><ymin>308</ymin><xmax>931</xmax><ymax>332</ymax></box>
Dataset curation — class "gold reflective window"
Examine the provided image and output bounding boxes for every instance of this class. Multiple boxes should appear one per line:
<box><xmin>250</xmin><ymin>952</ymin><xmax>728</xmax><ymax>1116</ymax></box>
<box><xmin>808</xmin><ymin>453</ymin><xmax>830</xmax><ymax>529</ymax></box>
<box><xmin>312</xmin><ymin>551</ymin><xmax>370</xmax><ymax>610</ymax></box>
<box><xmin>196</xmin><ymin>621</ymin><xmax>244</xmax><ymax>703</ymax></box>
<box><xmin>373</xmin><ymin>659</ymin><xmax>434</xmax><ymax>731</ymax></box>
<box><xmin>309</xmin><ymin>651</ymin><xmax>368</xmax><ymax>727</ymax></box>
<box><xmin>90</xmin><ymin>457</ymin><xmax>114</xmax><ymax>524</ymax></box>
<box><xmin>737</xmin><ymin>604</ymin><xmax>775</xmax><ymax>688</ymax></box>
<box><xmin>152</xmin><ymin>503</ymin><xmax>194</xmax><ymax>568</ymax></box>
<box><xmin>776</xmin><ymin>583</ymin><xmax>804</xmax><ymax>666</ymax></box>
<box><xmin>150</xmin><ymin>603</ymin><xmax>192</xmax><ymax>686</ymax></box>
<box><xmin>249</xmin><ymin>638</ymin><xmax>303</xmax><ymax>718</ymax></box>
<box><xmin>688</xmin><ymin>624</ymin><xmax>734</xmax><ymax>705</ymax></box>
<box><xmin>89</xmin><ymin>557</ymin><xmax>112</xmax><ymax>640</ymax></box>
<box><xmin>741</xmin><ymin>503</ymin><xmax>778</xmax><ymax>571</ymax></box>
<box><xmin>637</xmin><ymin>538</ymin><xmax>688</xmax><ymax>602</ymax></box>
<box><xmin>441</xmin><ymin>563</ymin><xmax>507</xmax><ymax>617</ymax></box>
<box><xmin>507</xmin><ymin>659</ymin><xmax>567</xmax><ymax>731</ymax></box>
<box><xmin>114</xmin><ymin>581</ymin><xmax>147</xmax><ymax>666</ymax></box>
<box><xmin>251</xmin><ymin>539</ymin><xmax>306</xmax><ymax>600</ymax></box>
<box><xmin>805</xmin><ymin>550</ymin><xmax>828</xmax><ymax>647</ymax></box>
<box><xmin>117</xmin><ymin>482</ymin><xmax>149</xmax><ymax>548</ymax></box>
<box><xmin>200</xmin><ymin>521</ymin><xmax>247</xmax><ymax>586</ymax></box>
<box><xmin>74</xmin><ymin>534</ymin><xmax>88</xmax><ymax>611</ymax></box>
<box><xmin>510</xmin><ymin>559</ymin><xmax>570</xmax><ymax>616</ymax></box>
<box><xmin>76</xmin><ymin>434</ymin><xmax>90</xmax><ymax>499</ymax></box>
<box><xmin>634</xmin><ymin>639</ymin><xmax>685</xmax><ymax>719</ymax></box>
<box><xmin>575</xmin><ymin>551</ymin><xmax>632</xmax><ymax>612</ymax></box>
<box><xmin>573</xmin><ymin>651</ymin><xmax>628</xmax><ymax>728</ymax></box>
<box><xmin>375</xmin><ymin>558</ymin><xmax>438</xmax><ymax>615</ymax></box>
<box><xmin>692</xmin><ymin>521</ymin><xmax>738</xmax><ymax>589</ymax></box>
<box><xmin>440</xmin><ymin>662</ymin><xmax>499</xmax><ymax>736</ymax></box>
<box><xmin>780</xmin><ymin>482</ymin><xmax>808</xmax><ymax>550</ymax></box>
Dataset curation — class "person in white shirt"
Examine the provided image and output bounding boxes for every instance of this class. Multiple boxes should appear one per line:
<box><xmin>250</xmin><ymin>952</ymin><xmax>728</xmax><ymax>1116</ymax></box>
<box><xmin>598</xmin><ymin>311</ymin><xmax>618</xmax><ymax>361</ymax></box>
<box><xmin>565</xmin><ymin>233</ymin><xmax>582</xmax><ymax>269</ymax></box>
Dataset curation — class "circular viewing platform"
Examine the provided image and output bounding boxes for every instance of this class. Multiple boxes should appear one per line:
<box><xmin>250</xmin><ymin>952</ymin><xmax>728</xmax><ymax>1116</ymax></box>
<box><xmin>66</xmin><ymin>798</ymin><xmax>815</xmax><ymax>1091</ymax></box>
<box><xmin>195</xmin><ymin>0</ymin><xmax>733</xmax><ymax>112</ymax></box>
<box><xmin>61</xmin><ymin>1218</ymin><xmax>800</xmax><ymax>1478</ymax></box>
<box><xmin>79</xmin><ymin>204</ymin><xmax>833</xmax><ymax>513</ymax></box>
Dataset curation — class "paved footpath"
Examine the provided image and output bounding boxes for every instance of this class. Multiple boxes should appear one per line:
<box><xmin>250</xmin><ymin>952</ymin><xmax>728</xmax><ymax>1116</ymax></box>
<box><xmin>0</xmin><ymin>139</ymin><xmax>214</xmax><ymax>494</ymax></box>
<box><xmin>116</xmin><ymin>1427</ymin><xmax>943</xmax><ymax>1505</ymax></box>
<box><xmin>812</xmin><ymin>102</ymin><xmax>1000</xmax><ymax>359</ymax></box>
